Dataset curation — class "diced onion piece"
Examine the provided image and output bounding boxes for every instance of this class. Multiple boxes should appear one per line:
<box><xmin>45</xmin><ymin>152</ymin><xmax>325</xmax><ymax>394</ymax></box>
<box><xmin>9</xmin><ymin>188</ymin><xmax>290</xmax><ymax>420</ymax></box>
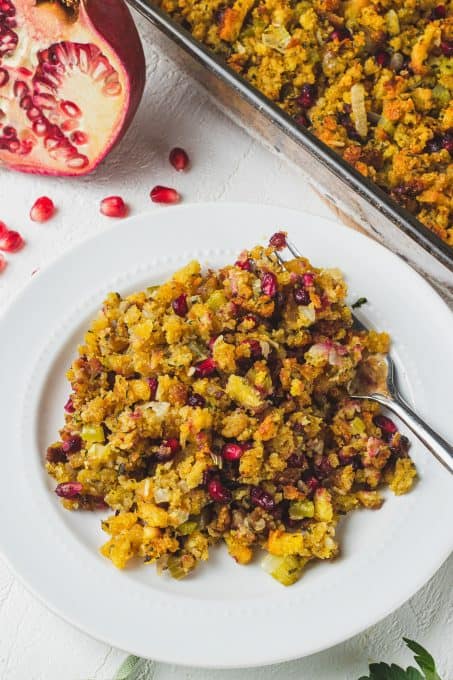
<box><xmin>262</xmin><ymin>24</ymin><xmax>291</xmax><ymax>53</ymax></box>
<box><xmin>386</xmin><ymin>9</ymin><xmax>400</xmax><ymax>36</ymax></box>
<box><xmin>350</xmin><ymin>83</ymin><xmax>368</xmax><ymax>138</ymax></box>
<box><xmin>154</xmin><ymin>487</ymin><xmax>171</xmax><ymax>503</ymax></box>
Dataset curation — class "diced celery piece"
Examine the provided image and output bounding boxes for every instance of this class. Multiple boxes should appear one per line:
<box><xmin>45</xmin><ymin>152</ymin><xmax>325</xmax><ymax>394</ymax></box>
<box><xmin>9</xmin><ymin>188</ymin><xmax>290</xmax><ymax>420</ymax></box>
<box><xmin>167</xmin><ymin>555</ymin><xmax>188</xmax><ymax>580</ymax></box>
<box><xmin>378</xmin><ymin>116</ymin><xmax>395</xmax><ymax>136</ymax></box>
<box><xmin>206</xmin><ymin>290</ymin><xmax>227</xmax><ymax>311</ymax></box>
<box><xmin>432</xmin><ymin>85</ymin><xmax>450</xmax><ymax>107</ymax></box>
<box><xmin>262</xmin><ymin>554</ymin><xmax>304</xmax><ymax>586</ymax></box>
<box><xmin>289</xmin><ymin>500</ymin><xmax>315</xmax><ymax>520</ymax></box>
<box><xmin>81</xmin><ymin>424</ymin><xmax>105</xmax><ymax>443</ymax></box>
<box><xmin>350</xmin><ymin>417</ymin><xmax>366</xmax><ymax>434</ymax></box>
<box><xmin>178</xmin><ymin>521</ymin><xmax>197</xmax><ymax>536</ymax></box>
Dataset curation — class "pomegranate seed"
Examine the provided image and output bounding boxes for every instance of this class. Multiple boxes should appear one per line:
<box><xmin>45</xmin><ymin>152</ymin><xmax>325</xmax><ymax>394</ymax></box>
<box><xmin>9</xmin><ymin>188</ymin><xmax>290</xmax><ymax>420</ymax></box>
<box><xmin>64</xmin><ymin>396</ymin><xmax>75</xmax><ymax>413</ymax></box>
<box><xmin>235</xmin><ymin>257</ymin><xmax>252</xmax><ymax>271</ymax></box>
<box><xmin>374</xmin><ymin>414</ymin><xmax>398</xmax><ymax>439</ymax></box>
<box><xmin>187</xmin><ymin>392</ymin><xmax>206</xmax><ymax>407</ymax></box>
<box><xmin>431</xmin><ymin>4</ymin><xmax>446</xmax><ymax>19</ymax></box>
<box><xmin>329</xmin><ymin>27</ymin><xmax>352</xmax><ymax>41</ymax></box>
<box><xmin>172</xmin><ymin>293</ymin><xmax>188</xmax><ymax>317</ymax></box>
<box><xmin>441</xmin><ymin>41</ymin><xmax>453</xmax><ymax>56</ymax></box>
<box><xmin>100</xmin><ymin>196</ymin><xmax>128</xmax><ymax>218</ymax></box>
<box><xmin>30</xmin><ymin>196</ymin><xmax>55</xmax><ymax>223</ymax></box>
<box><xmin>261</xmin><ymin>271</ymin><xmax>277</xmax><ymax>297</ymax></box>
<box><xmin>70</xmin><ymin>130</ymin><xmax>89</xmax><ymax>146</ymax></box>
<box><xmin>242</xmin><ymin>338</ymin><xmax>262</xmax><ymax>358</ymax></box>
<box><xmin>150</xmin><ymin>185</ymin><xmax>180</xmax><ymax>204</ymax></box>
<box><xmin>46</xmin><ymin>445</ymin><xmax>66</xmax><ymax>463</ymax></box>
<box><xmin>376</xmin><ymin>50</ymin><xmax>390</xmax><ymax>67</ymax></box>
<box><xmin>250</xmin><ymin>486</ymin><xmax>275</xmax><ymax>511</ymax></box>
<box><xmin>156</xmin><ymin>437</ymin><xmax>180</xmax><ymax>461</ymax></box>
<box><xmin>269</xmin><ymin>231</ymin><xmax>287</xmax><ymax>249</ymax></box>
<box><xmin>169</xmin><ymin>147</ymin><xmax>189</xmax><ymax>171</ymax></box>
<box><xmin>303</xmin><ymin>272</ymin><xmax>315</xmax><ymax>286</ymax></box>
<box><xmin>55</xmin><ymin>481</ymin><xmax>83</xmax><ymax>498</ymax></box>
<box><xmin>193</xmin><ymin>357</ymin><xmax>216</xmax><ymax>377</ymax></box>
<box><xmin>62</xmin><ymin>435</ymin><xmax>82</xmax><ymax>454</ymax></box>
<box><xmin>294</xmin><ymin>286</ymin><xmax>310</xmax><ymax>305</ymax></box>
<box><xmin>148</xmin><ymin>377</ymin><xmax>158</xmax><ymax>400</ymax></box>
<box><xmin>296</xmin><ymin>83</ymin><xmax>317</xmax><ymax>108</ymax></box>
<box><xmin>207</xmin><ymin>477</ymin><xmax>231</xmax><ymax>503</ymax></box>
<box><xmin>0</xmin><ymin>228</ymin><xmax>24</xmax><ymax>253</ymax></box>
<box><xmin>221</xmin><ymin>443</ymin><xmax>244</xmax><ymax>461</ymax></box>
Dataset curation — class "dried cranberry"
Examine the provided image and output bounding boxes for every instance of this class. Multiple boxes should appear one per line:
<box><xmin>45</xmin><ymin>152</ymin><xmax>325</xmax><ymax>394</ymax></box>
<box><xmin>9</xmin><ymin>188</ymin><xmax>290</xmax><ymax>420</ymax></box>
<box><xmin>193</xmin><ymin>357</ymin><xmax>217</xmax><ymax>377</ymax></box>
<box><xmin>148</xmin><ymin>377</ymin><xmax>158</xmax><ymax>400</ymax></box>
<box><xmin>430</xmin><ymin>4</ymin><xmax>446</xmax><ymax>19</ymax></box>
<box><xmin>294</xmin><ymin>286</ymin><xmax>310</xmax><ymax>305</ymax></box>
<box><xmin>208</xmin><ymin>477</ymin><xmax>231</xmax><ymax>503</ymax></box>
<box><xmin>187</xmin><ymin>392</ymin><xmax>206</xmax><ymax>407</ymax></box>
<box><xmin>296</xmin><ymin>83</ymin><xmax>317</xmax><ymax>108</ymax></box>
<box><xmin>374</xmin><ymin>414</ymin><xmax>398</xmax><ymax>440</ymax></box>
<box><xmin>295</xmin><ymin>113</ymin><xmax>309</xmax><ymax>127</ymax></box>
<box><xmin>155</xmin><ymin>437</ymin><xmax>180</xmax><ymax>462</ymax></box>
<box><xmin>269</xmin><ymin>231</ymin><xmax>287</xmax><ymax>249</ymax></box>
<box><xmin>55</xmin><ymin>481</ymin><xmax>83</xmax><ymax>498</ymax></box>
<box><xmin>242</xmin><ymin>338</ymin><xmax>262</xmax><ymax>358</ymax></box>
<box><xmin>235</xmin><ymin>257</ymin><xmax>252</xmax><ymax>271</ymax></box>
<box><xmin>250</xmin><ymin>486</ymin><xmax>275</xmax><ymax>511</ymax></box>
<box><xmin>62</xmin><ymin>435</ymin><xmax>82</xmax><ymax>454</ymax></box>
<box><xmin>441</xmin><ymin>41</ymin><xmax>453</xmax><ymax>57</ymax></box>
<box><xmin>46</xmin><ymin>445</ymin><xmax>66</xmax><ymax>463</ymax></box>
<box><xmin>261</xmin><ymin>271</ymin><xmax>277</xmax><ymax>298</ymax></box>
<box><xmin>329</xmin><ymin>27</ymin><xmax>352</xmax><ymax>41</ymax></box>
<box><xmin>286</xmin><ymin>453</ymin><xmax>305</xmax><ymax>468</ymax></box>
<box><xmin>172</xmin><ymin>293</ymin><xmax>188</xmax><ymax>317</ymax></box>
<box><xmin>64</xmin><ymin>397</ymin><xmax>75</xmax><ymax>413</ymax></box>
<box><xmin>375</xmin><ymin>50</ymin><xmax>390</xmax><ymax>67</ymax></box>
<box><xmin>303</xmin><ymin>272</ymin><xmax>315</xmax><ymax>287</ymax></box>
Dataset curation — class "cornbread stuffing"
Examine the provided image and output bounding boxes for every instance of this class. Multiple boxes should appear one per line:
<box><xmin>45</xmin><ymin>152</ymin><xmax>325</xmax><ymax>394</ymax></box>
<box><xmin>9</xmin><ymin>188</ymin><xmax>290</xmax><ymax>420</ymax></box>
<box><xmin>156</xmin><ymin>0</ymin><xmax>453</xmax><ymax>245</ymax></box>
<box><xmin>46</xmin><ymin>233</ymin><xmax>416</xmax><ymax>585</ymax></box>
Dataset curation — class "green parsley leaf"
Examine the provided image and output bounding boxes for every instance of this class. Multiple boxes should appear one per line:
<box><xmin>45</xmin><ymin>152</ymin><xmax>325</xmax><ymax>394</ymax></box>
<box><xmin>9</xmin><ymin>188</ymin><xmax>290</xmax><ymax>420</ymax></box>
<box><xmin>358</xmin><ymin>639</ymin><xmax>442</xmax><ymax>680</ymax></box>
<box><xmin>352</xmin><ymin>297</ymin><xmax>368</xmax><ymax>309</ymax></box>
<box><xmin>114</xmin><ymin>655</ymin><xmax>142</xmax><ymax>680</ymax></box>
<box><xmin>403</xmin><ymin>639</ymin><xmax>442</xmax><ymax>680</ymax></box>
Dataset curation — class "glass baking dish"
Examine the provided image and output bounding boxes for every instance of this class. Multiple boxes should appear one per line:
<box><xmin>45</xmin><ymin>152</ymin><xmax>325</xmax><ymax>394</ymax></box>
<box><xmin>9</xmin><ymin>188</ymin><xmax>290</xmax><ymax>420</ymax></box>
<box><xmin>128</xmin><ymin>0</ymin><xmax>453</xmax><ymax>300</ymax></box>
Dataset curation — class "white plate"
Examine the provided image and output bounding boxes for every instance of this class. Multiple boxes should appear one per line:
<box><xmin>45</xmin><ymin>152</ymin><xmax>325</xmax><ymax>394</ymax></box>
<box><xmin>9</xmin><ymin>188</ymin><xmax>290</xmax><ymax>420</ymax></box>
<box><xmin>0</xmin><ymin>203</ymin><xmax>452</xmax><ymax>669</ymax></box>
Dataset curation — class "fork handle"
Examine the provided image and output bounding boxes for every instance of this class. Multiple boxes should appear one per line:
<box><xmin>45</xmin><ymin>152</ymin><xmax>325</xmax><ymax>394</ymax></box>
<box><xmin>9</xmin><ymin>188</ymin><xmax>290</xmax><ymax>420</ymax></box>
<box><xmin>369</xmin><ymin>393</ymin><xmax>453</xmax><ymax>475</ymax></box>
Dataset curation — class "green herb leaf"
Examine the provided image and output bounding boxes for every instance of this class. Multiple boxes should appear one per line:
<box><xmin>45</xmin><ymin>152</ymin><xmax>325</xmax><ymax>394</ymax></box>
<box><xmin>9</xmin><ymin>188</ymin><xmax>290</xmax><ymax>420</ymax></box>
<box><xmin>114</xmin><ymin>655</ymin><xmax>142</xmax><ymax>680</ymax></box>
<box><xmin>358</xmin><ymin>639</ymin><xmax>442</xmax><ymax>680</ymax></box>
<box><xmin>403</xmin><ymin>639</ymin><xmax>442</xmax><ymax>680</ymax></box>
<box><xmin>352</xmin><ymin>297</ymin><xmax>368</xmax><ymax>309</ymax></box>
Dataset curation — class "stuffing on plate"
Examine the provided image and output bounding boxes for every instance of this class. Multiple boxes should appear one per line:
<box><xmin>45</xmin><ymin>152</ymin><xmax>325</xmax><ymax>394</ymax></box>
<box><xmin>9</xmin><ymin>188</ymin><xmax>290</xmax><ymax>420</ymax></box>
<box><xmin>45</xmin><ymin>233</ymin><xmax>416</xmax><ymax>585</ymax></box>
<box><xmin>156</xmin><ymin>0</ymin><xmax>453</xmax><ymax>245</ymax></box>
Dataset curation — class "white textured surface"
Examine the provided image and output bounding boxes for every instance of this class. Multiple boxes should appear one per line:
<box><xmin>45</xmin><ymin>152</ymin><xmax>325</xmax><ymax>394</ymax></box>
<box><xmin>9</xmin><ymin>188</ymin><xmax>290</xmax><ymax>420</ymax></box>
<box><xmin>0</xmin><ymin>12</ymin><xmax>451</xmax><ymax>680</ymax></box>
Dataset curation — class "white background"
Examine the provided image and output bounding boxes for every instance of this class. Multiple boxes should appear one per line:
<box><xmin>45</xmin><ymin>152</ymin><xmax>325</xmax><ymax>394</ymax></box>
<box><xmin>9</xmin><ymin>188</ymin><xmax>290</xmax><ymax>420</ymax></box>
<box><xmin>0</xmin><ymin>11</ymin><xmax>451</xmax><ymax>680</ymax></box>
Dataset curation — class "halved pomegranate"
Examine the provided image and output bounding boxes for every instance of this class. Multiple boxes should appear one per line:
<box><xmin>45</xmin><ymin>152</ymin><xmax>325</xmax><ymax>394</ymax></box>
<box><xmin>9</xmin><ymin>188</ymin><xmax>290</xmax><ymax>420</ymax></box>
<box><xmin>0</xmin><ymin>0</ymin><xmax>145</xmax><ymax>176</ymax></box>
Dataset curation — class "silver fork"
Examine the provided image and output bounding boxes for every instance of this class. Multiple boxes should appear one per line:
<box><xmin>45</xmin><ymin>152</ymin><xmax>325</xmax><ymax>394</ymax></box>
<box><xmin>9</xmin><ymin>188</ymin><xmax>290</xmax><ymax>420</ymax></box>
<box><xmin>280</xmin><ymin>239</ymin><xmax>453</xmax><ymax>475</ymax></box>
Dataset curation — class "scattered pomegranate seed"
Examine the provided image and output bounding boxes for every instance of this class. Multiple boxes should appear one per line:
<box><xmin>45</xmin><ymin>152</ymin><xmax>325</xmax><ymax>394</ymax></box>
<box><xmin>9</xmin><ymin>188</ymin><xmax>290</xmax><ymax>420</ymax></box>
<box><xmin>172</xmin><ymin>293</ymin><xmax>188</xmax><ymax>317</ymax></box>
<box><xmin>30</xmin><ymin>196</ymin><xmax>55</xmax><ymax>223</ymax></box>
<box><xmin>0</xmin><ymin>253</ymin><xmax>6</xmax><ymax>273</ymax></box>
<box><xmin>64</xmin><ymin>397</ymin><xmax>75</xmax><ymax>413</ymax></box>
<box><xmin>207</xmin><ymin>477</ymin><xmax>231</xmax><ymax>503</ymax></box>
<box><xmin>235</xmin><ymin>257</ymin><xmax>252</xmax><ymax>271</ymax></box>
<box><xmin>296</xmin><ymin>83</ymin><xmax>317</xmax><ymax>108</ymax></box>
<box><xmin>169</xmin><ymin>147</ymin><xmax>189</xmax><ymax>171</ymax></box>
<box><xmin>194</xmin><ymin>357</ymin><xmax>217</xmax><ymax>377</ymax></box>
<box><xmin>221</xmin><ymin>443</ymin><xmax>244</xmax><ymax>461</ymax></box>
<box><xmin>148</xmin><ymin>377</ymin><xmax>158</xmax><ymax>400</ymax></box>
<box><xmin>150</xmin><ymin>185</ymin><xmax>180</xmax><ymax>204</ymax></box>
<box><xmin>303</xmin><ymin>272</ymin><xmax>315</xmax><ymax>286</ymax></box>
<box><xmin>242</xmin><ymin>338</ymin><xmax>262</xmax><ymax>358</ymax></box>
<box><xmin>375</xmin><ymin>50</ymin><xmax>390</xmax><ymax>67</ymax></box>
<box><xmin>55</xmin><ymin>481</ymin><xmax>83</xmax><ymax>498</ymax></box>
<box><xmin>294</xmin><ymin>286</ymin><xmax>310</xmax><ymax>305</ymax></box>
<box><xmin>441</xmin><ymin>41</ymin><xmax>453</xmax><ymax>56</ymax></box>
<box><xmin>100</xmin><ymin>195</ymin><xmax>129</xmax><ymax>218</ymax></box>
<box><xmin>329</xmin><ymin>27</ymin><xmax>352</xmax><ymax>41</ymax></box>
<box><xmin>431</xmin><ymin>4</ymin><xmax>446</xmax><ymax>19</ymax></box>
<box><xmin>269</xmin><ymin>231</ymin><xmax>287</xmax><ymax>249</ymax></box>
<box><xmin>374</xmin><ymin>414</ymin><xmax>398</xmax><ymax>439</ymax></box>
<box><xmin>250</xmin><ymin>486</ymin><xmax>275</xmax><ymax>511</ymax></box>
<box><xmin>187</xmin><ymin>392</ymin><xmax>206</xmax><ymax>407</ymax></box>
<box><xmin>0</xmin><ymin>228</ymin><xmax>24</xmax><ymax>253</ymax></box>
<box><xmin>62</xmin><ymin>435</ymin><xmax>82</xmax><ymax>454</ymax></box>
<box><xmin>156</xmin><ymin>437</ymin><xmax>180</xmax><ymax>461</ymax></box>
<box><xmin>261</xmin><ymin>271</ymin><xmax>277</xmax><ymax>297</ymax></box>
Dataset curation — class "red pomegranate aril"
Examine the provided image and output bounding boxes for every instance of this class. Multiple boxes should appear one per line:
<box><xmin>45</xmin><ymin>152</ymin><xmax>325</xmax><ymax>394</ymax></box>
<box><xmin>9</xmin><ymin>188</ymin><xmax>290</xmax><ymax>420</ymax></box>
<box><xmin>148</xmin><ymin>377</ymin><xmax>158</xmax><ymax>400</ymax></box>
<box><xmin>70</xmin><ymin>130</ymin><xmax>89</xmax><ymax>146</ymax></box>
<box><xmin>261</xmin><ymin>271</ymin><xmax>278</xmax><ymax>298</ymax></box>
<box><xmin>0</xmin><ymin>68</ymin><xmax>9</xmax><ymax>87</ymax></box>
<box><xmin>297</xmin><ymin>83</ymin><xmax>317</xmax><ymax>108</ymax></box>
<box><xmin>269</xmin><ymin>231</ymin><xmax>287</xmax><ymax>249</ymax></box>
<box><xmin>187</xmin><ymin>392</ymin><xmax>206</xmax><ymax>408</ymax></box>
<box><xmin>0</xmin><ymin>228</ymin><xmax>24</xmax><ymax>253</ymax></box>
<box><xmin>208</xmin><ymin>477</ymin><xmax>231</xmax><ymax>503</ymax></box>
<box><xmin>62</xmin><ymin>435</ymin><xmax>82</xmax><ymax>454</ymax></box>
<box><xmin>55</xmin><ymin>481</ymin><xmax>83</xmax><ymax>498</ymax></box>
<box><xmin>374</xmin><ymin>414</ymin><xmax>398</xmax><ymax>438</ymax></box>
<box><xmin>431</xmin><ymin>4</ymin><xmax>446</xmax><ymax>19</ymax></box>
<box><xmin>60</xmin><ymin>100</ymin><xmax>82</xmax><ymax>118</ymax></box>
<box><xmin>0</xmin><ymin>252</ymin><xmax>6</xmax><ymax>273</ymax></box>
<box><xmin>235</xmin><ymin>257</ymin><xmax>252</xmax><ymax>271</ymax></box>
<box><xmin>150</xmin><ymin>185</ymin><xmax>180</xmax><ymax>204</ymax></box>
<box><xmin>156</xmin><ymin>437</ymin><xmax>180</xmax><ymax>462</ymax></box>
<box><xmin>441</xmin><ymin>41</ymin><xmax>453</xmax><ymax>56</ymax></box>
<box><xmin>294</xmin><ymin>286</ymin><xmax>310</xmax><ymax>305</ymax></box>
<box><xmin>376</xmin><ymin>50</ymin><xmax>390</xmax><ymax>67</ymax></box>
<box><xmin>30</xmin><ymin>196</ymin><xmax>55</xmax><ymax>222</ymax></box>
<box><xmin>329</xmin><ymin>27</ymin><xmax>352</xmax><ymax>41</ymax></box>
<box><xmin>64</xmin><ymin>396</ymin><xmax>75</xmax><ymax>413</ymax></box>
<box><xmin>303</xmin><ymin>272</ymin><xmax>315</xmax><ymax>286</ymax></box>
<box><xmin>172</xmin><ymin>293</ymin><xmax>188</xmax><ymax>317</ymax></box>
<box><xmin>250</xmin><ymin>486</ymin><xmax>275</xmax><ymax>511</ymax></box>
<box><xmin>221</xmin><ymin>443</ymin><xmax>244</xmax><ymax>461</ymax></box>
<box><xmin>169</xmin><ymin>147</ymin><xmax>189</xmax><ymax>171</ymax></box>
<box><xmin>100</xmin><ymin>196</ymin><xmax>129</xmax><ymax>218</ymax></box>
<box><xmin>193</xmin><ymin>357</ymin><xmax>216</xmax><ymax>377</ymax></box>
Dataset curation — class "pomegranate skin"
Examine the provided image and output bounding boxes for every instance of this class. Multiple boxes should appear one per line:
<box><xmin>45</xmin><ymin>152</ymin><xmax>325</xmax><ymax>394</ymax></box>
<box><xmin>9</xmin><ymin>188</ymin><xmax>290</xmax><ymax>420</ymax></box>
<box><xmin>0</xmin><ymin>0</ymin><xmax>146</xmax><ymax>177</ymax></box>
